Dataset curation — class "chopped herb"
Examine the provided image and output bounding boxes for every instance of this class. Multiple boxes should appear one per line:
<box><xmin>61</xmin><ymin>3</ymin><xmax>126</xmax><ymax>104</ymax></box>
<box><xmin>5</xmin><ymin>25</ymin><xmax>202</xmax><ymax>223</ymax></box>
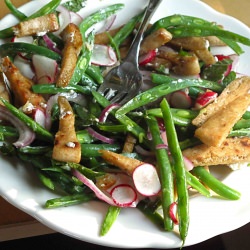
<box><xmin>62</xmin><ymin>0</ymin><xmax>86</xmax><ymax>12</ymax></box>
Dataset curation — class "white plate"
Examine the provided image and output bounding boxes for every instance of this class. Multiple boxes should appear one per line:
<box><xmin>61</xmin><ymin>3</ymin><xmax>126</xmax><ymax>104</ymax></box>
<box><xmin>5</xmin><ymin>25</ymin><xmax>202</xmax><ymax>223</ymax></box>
<box><xmin>1</xmin><ymin>0</ymin><xmax>250</xmax><ymax>248</ymax></box>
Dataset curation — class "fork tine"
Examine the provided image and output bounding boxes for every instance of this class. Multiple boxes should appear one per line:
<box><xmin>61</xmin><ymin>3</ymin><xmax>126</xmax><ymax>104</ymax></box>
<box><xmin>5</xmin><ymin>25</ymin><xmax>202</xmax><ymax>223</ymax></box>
<box><xmin>109</xmin><ymin>91</ymin><xmax>127</xmax><ymax>104</ymax></box>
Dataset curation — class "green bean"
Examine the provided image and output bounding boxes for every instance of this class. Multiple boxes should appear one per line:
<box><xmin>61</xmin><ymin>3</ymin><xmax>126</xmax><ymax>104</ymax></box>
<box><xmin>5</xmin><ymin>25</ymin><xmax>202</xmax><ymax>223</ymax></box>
<box><xmin>146</xmin><ymin>108</ymin><xmax>196</xmax><ymax>127</ymax></box>
<box><xmin>100</xmin><ymin>206</ymin><xmax>121</xmax><ymax>236</ymax></box>
<box><xmin>68</xmin><ymin>162</ymin><xmax>105</xmax><ymax>180</ymax></box>
<box><xmin>0</xmin><ymin>125</ymin><xmax>18</xmax><ymax>138</ymax></box>
<box><xmin>79</xmin><ymin>4</ymin><xmax>124</xmax><ymax>38</ymax></box>
<box><xmin>4</xmin><ymin>0</ymin><xmax>27</xmax><ymax>20</ymax></box>
<box><xmin>168</xmin><ymin>26</ymin><xmax>250</xmax><ymax>54</ymax></box>
<box><xmin>191</xmin><ymin>166</ymin><xmax>241</xmax><ymax>200</ymax></box>
<box><xmin>179</xmin><ymin>138</ymin><xmax>201</xmax><ymax>150</ymax></box>
<box><xmin>18</xmin><ymin>146</ymin><xmax>52</xmax><ymax>155</ymax></box>
<box><xmin>0</xmin><ymin>98</ymin><xmax>53</xmax><ymax>143</ymax></box>
<box><xmin>146</xmin><ymin>115</ymin><xmax>174</xmax><ymax>231</ymax></box>
<box><xmin>97</xmin><ymin>124</ymin><xmax>127</xmax><ymax>133</ymax></box>
<box><xmin>76</xmin><ymin>130</ymin><xmax>94</xmax><ymax>144</ymax></box>
<box><xmin>92</xmin><ymin>90</ymin><xmax>146</xmax><ymax>140</ymax></box>
<box><xmin>242</xmin><ymin>111</ymin><xmax>250</xmax><ymax>120</ymax></box>
<box><xmin>151</xmin><ymin>73</ymin><xmax>223</xmax><ymax>92</ymax></box>
<box><xmin>160</xmin><ymin>98</ymin><xmax>189</xmax><ymax>244</ymax></box>
<box><xmin>28</xmin><ymin>0</ymin><xmax>61</xmax><ymax>19</ymax></box>
<box><xmin>137</xmin><ymin>199</ymin><xmax>164</xmax><ymax>229</ymax></box>
<box><xmin>45</xmin><ymin>193</ymin><xmax>95</xmax><ymax>208</ymax></box>
<box><xmin>18</xmin><ymin>153</ymin><xmax>51</xmax><ymax>169</ymax></box>
<box><xmin>148</xmin><ymin>14</ymin><xmax>218</xmax><ymax>33</ymax></box>
<box><xmin>229</xmin><ymin>128</ymin><xmax>250</xmax><ymax>137</ymax></box>
<box><xmin>36</xmin><ymin>169</ymin><xmax>55</xmax><ymax>190</ymax></box>
<box><xmin>147</xmin><ymin>14</ymin><xmax>247</xmax><ymax>54</ymax></box>
<box><xmin>32</xmin><ymin>83</ymin><xmax>94</xmax><ymax>95</ymax></box>
<box><xmin>233</xmin><ymin>119</ymin><xmax>250</xmax><ymax>130</ymax></box>
<box><xmin>185</xmin><ymin>171</ymin><xmax>210</xmax><ymax>197</ymax></box>
<box><xmin>116</xmin><ymin>76</ymin><xmax>223</xmax><ymax>116</ymax></box>
<box><xmin>0</xmin><ymin>43</ymin><xmax>61</xmax><ymax>61</ymax></box>
<box><xmin>70</xmin><ymin>4</ymin><xmax>124</xmax><ymax>85</ymax></box>
<box><xmin>112</xmin><ymin>10</ymin><xmax>144</xmax><ymax>47</ymax></box>
<box><xmin>81</xmin><ymin>144</ymin><xmax>121</xmax><ymax>157</ymax></box>
<box><xmin>85</xmin><ymin>65</ymin><xmax>104</xmax><ymax>85</ymax></box>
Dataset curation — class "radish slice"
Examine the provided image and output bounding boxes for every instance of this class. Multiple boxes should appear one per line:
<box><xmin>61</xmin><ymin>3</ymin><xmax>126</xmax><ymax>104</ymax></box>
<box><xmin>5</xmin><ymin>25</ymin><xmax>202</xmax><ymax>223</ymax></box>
<box><xmin>32</xmin><ymin>108</ymin><xmax>46</xmax><ymax>128</ymax></box>
<box><xmin>139</xmin><ymin>50</ymin><xmax>157</xmax><ymax>66</ymax></box>
<box><xmin>73</xmin><ymin>170</ymin><xmax>137</xmax><ymax>208</ymax></box>
<box><xmin>11</xmin><ymin>35</ymin><xmax>34</xmax><ymax>59</ymax></box>
<box><xmin>70</xmin><ymin>11</ymin><xmax>83</xmax><ymax>26</ymax></box>
<box><xmin>94</xmin><ymin>15</ymin><xmax>116</xmax><ymax>34</ymax></box>
<box><xmin>11</xmin><ymin>35</ymin><xmax>34</xmax><ymax>44</ymax></box>
<box><xmin>194</xmin><ymin>91</ymin><xmax>218</xmax><ymax>109</ymax></box>
<box><xmin>54</xmin><ymin>5</ymin><xmax>71</xmax><ymax>36</ymax></box>
<box><xmin>170</xmin><ymin>90</ymin><xmax>192</xmax><ymax>109</ymax></box>
<box><xmin>14</xmin><ymin>55</ymin><xmax>34</xmax><ymax>79</ymax></box>
<box><xmin>32</xmin><ymin>54</ymin><xmax>58</xmax><ymax>84</ymax></box>
<box><xmin>110</xmin><ymin>184</ymin><xmax>137</xmax><ymax>207</ymax></box>
<box><xmin>169</xmin><ymin>202</ymin><xmax>178</xmax><ymax>225</ymax></box>
<box><xmin>183</xmin><ymin>156</ymin><xmax>194</xmax><ymax>171</ymax></box>
<box><xmin>132</xmin><ymin>163</ymin><xmax>161</xmax><ymax>197</ymax></box>
<box><xmin>91</xmin><ymin>44</ymin><xmax>117</xmax><ymax>66</ymax></box>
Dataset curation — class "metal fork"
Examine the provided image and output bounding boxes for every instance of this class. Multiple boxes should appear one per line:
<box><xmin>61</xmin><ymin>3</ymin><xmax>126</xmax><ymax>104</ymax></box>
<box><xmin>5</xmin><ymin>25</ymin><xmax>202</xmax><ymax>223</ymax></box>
<box><xmin>97</xmin><ymin>0</ymin><xmax>162</xmax><ymax>105</ymax></box>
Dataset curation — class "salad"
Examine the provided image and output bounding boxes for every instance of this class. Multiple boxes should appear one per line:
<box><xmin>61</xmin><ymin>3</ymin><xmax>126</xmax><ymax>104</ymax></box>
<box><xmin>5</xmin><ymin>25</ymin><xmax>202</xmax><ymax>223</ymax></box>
<box><xmin>1</xmin><ymin>0</ymin><xmax>250</xmax><ymax>246</ymax></box>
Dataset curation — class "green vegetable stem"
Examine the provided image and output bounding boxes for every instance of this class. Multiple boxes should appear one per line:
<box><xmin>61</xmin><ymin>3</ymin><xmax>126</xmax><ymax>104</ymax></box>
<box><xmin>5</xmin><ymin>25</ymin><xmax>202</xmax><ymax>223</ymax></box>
<box><xmin>191</xmin><ymin>166</ymin><xmax>241</xmax><ymax>200</ymax></box>
<box><xmin>160</xmin><ymin>98</ymin><xmax>189</xmax><ymax>244</ymax></box>
<box><xmin>146</xmin><ymin>115</ymin><xmax>174</xmax><ymax>231</ymax></box>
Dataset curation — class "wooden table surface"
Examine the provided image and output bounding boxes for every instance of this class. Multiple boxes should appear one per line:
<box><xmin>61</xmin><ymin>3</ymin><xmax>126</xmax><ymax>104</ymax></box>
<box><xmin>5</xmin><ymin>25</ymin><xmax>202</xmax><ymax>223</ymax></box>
<box><xmin>0</xmin><ymin>0</ymin><xmax>249</xmax><ymax>242</ymax></box>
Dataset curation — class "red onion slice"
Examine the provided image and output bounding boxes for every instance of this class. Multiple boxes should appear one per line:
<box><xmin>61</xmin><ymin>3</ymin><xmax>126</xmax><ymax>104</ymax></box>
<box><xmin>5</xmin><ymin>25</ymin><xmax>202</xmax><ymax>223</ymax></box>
<box><xmin>43</xmin><ymin>34</ymin><xmax>61</xmax><ymax>54</ymax></box>
<box><xmin>72</xmin><ymin>169</ymin><xmax>117</xmax><ymax>206</ymax></box>
<box><xmin>99</xmin><ymin>103</ymin><xmax>121</xmax><ymax>123</ymax></box>
<box><xmin>86</xmin><ymin>127</ymin><xmax>115</xmax><ymax>144</ymax></box>
<box><xmin>0</xmin><ymin>105</ymin><xmax>35</xmax><ymax>147</ymax></box>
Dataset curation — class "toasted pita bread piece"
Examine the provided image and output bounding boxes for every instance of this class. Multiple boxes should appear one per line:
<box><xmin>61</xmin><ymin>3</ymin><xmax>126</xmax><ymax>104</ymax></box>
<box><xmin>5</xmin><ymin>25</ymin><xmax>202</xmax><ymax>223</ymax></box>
<box><xmin>182</xmin><ymin>137</ymin><xmax>250</xmax><ymax>167</ymax></box>
<box><xmin>194</xmin><ymin>95</ymin><xmax>250</xmax><ymax>147</ymax></box>
<box><xmin>192</xmin><ymin>76</ymin><xmax>250</xmax><ymax>127</ymax></box>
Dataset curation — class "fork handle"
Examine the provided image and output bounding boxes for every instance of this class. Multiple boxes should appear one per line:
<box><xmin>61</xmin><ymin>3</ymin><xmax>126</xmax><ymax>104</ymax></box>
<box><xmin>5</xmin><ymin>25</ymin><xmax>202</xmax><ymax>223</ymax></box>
<box><xmin>124</xmin><ymin>0</ymin><xmax>162</xmax><ymax>65</ymax></box>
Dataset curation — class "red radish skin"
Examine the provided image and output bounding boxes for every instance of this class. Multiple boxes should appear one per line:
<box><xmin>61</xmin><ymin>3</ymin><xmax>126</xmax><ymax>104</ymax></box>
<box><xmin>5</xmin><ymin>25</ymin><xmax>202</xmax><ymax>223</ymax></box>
<box><xmin>169</xmin><ymin>202</ymin><xmax>178</xmax><ymax>225</ymax></box>
<box><xmin>194</xmin><ymin>91</ymin><xmax>218</xmax><ymax>109</ymax></box>
<box><xmin>110</xmin><ymin>184</ymin><xmax>137</xmax><ymax>207</ymax></box>
<box><xmin>132</xmin><ymin>163</ymin><xmax>161</xmax><ymax>197</ymax></box>
<box><xmin>170</xmin><ymin>90</ymin><xmax>192</xmax><ymax>109</ymax></box>
<box><xmin>139</xmin><ymin>50</ymin><xmax>157</xmax><ymax>66</ymax></box>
